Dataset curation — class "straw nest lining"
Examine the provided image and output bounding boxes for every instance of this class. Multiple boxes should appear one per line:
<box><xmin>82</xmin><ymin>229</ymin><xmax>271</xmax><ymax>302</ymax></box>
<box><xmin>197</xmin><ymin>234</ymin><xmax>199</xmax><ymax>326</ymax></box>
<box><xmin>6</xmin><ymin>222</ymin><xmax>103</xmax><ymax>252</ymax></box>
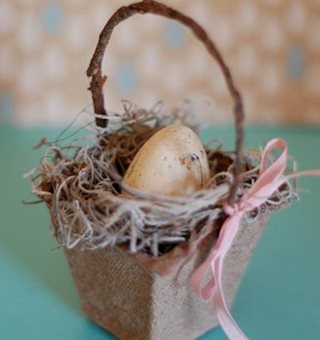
<box><xmin>28</xmin><ymin>103</ymin><xmax>296</xmax><ymax>256</ymax></box>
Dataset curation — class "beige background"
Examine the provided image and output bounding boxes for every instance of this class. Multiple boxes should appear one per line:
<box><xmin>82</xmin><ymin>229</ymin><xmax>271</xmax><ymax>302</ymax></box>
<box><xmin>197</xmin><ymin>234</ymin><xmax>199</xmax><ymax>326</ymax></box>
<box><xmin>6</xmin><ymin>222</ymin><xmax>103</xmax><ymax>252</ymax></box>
<box><xmin>1</xmin><ymin>0</ymin><xmax>319</xmax><ymax>126</ymax></box>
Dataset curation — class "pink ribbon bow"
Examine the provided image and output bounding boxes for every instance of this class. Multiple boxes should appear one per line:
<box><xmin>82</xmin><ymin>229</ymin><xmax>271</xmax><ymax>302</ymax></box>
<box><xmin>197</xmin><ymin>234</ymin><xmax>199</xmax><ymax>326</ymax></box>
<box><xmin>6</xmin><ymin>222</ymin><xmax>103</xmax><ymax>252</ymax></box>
<box><xmin>190</xmin><ymin>138</ymin><xmax>320</xmax><ymax>340</ymax></box>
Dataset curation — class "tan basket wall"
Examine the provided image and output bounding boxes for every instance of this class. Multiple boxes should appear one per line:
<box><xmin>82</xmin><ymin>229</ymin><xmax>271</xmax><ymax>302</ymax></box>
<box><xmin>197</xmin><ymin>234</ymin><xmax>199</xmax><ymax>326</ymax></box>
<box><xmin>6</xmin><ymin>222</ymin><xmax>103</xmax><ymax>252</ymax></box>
<box><xmin>64</xmin><ymin>209</ymin><xmax>270</xmax><ymax>340</ymax></box>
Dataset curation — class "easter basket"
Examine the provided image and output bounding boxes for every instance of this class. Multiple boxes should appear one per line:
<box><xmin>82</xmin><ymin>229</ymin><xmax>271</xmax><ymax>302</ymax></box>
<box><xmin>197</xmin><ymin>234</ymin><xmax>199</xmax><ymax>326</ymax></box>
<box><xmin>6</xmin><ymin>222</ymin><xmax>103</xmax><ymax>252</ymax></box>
<box><xmin>28</xmin><ymin>1</ymin><xmax>300</xmax><ymax>339</ymax></box>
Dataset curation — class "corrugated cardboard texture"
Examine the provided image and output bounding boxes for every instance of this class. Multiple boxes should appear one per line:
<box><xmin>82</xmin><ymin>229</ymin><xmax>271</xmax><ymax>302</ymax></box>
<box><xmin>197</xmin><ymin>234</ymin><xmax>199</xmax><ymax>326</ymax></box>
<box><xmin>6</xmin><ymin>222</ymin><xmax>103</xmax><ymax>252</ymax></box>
<box><xmin>65</xmin><ymin>210</ymin><xmax>270</xmax><ymax>340</ymax></box>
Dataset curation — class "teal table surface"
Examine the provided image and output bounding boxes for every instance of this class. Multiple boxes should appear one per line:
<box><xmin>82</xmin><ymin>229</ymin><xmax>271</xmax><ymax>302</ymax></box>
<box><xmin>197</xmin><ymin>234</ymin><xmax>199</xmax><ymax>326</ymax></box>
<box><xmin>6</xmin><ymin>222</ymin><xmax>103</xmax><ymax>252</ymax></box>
<box><xmin>0</xmin><ymin>125</ymin><xmax>319</xmax><ymax>340</ymax></box>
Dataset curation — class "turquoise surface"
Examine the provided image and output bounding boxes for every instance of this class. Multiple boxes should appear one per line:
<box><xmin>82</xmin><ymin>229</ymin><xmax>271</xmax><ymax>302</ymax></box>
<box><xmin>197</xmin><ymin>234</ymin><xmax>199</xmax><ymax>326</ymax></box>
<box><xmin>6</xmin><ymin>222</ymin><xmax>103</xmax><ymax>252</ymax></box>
<box><xmin>0</xmin><ymin>126</ymin><xmax>319</xmax><ymax>340</ymax></box>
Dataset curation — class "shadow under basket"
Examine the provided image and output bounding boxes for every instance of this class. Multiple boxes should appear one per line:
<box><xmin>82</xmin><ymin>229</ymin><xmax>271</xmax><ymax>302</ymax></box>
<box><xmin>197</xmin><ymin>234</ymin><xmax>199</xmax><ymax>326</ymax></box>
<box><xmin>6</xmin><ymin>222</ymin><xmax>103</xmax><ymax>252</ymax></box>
<box><xmin>64</xmin><ymin>210</ymin><xmax>270</xmax><ymax>340</ymax></box>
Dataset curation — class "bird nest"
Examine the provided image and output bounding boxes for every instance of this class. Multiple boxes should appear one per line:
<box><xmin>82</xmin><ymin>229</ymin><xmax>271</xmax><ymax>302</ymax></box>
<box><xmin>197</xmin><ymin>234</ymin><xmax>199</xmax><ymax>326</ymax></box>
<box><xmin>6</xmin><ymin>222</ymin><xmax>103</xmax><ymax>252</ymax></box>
<box><xmin>27</xmin><ymin>103</ymin><xmax>295</xmax><ymax>257</ymax></box>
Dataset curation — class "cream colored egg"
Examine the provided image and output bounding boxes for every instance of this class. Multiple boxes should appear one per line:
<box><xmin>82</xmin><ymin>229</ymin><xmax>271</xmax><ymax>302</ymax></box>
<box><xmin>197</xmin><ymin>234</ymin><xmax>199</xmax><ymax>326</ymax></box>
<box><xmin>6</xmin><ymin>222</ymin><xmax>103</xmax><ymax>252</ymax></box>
<box><xmin>122</xmin><ymin>125</ymin><xmax>210</xmax><ymax>196</ymax></box>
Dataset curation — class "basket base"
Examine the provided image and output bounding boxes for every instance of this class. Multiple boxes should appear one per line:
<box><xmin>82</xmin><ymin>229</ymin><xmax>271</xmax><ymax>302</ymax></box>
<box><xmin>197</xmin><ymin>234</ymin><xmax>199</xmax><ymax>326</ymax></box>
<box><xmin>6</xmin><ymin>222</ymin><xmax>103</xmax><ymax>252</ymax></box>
<box><xmin>82</xmin><ymin>299</ymin><xmax>218</xmax><ymax>340</ymax></box>
<box><xmin>65</xmin><ymin>210</ymin><xmax>270</xmax><ymax>340</ymax></box>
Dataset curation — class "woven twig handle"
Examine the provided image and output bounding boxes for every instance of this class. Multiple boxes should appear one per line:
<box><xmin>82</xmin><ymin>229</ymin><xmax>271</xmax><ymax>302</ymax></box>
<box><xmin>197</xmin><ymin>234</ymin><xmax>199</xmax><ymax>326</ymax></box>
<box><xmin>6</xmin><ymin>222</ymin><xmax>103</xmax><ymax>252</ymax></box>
<box><xmin>87</xmin><ymin>0</ymin><xmax>244</xmax><ymax>205</ymax></box>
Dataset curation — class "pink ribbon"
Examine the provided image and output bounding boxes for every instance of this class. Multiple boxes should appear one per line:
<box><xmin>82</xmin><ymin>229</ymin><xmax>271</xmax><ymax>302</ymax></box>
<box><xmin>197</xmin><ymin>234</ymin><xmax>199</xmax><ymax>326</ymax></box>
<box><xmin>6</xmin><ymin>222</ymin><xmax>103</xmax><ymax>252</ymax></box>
<box><xmin>190</xmin><ymin>138</ymin><xmax>320</xmax><ymax>340</ymax></box>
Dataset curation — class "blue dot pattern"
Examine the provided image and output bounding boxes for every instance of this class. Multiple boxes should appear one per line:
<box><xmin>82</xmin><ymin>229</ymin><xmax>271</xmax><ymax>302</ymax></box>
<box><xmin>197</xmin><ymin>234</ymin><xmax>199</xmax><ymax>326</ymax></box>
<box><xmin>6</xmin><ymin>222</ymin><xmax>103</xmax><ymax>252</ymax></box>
<box><xmin>41</xmin><ymin>0</ymin><xmax>64</xmax><ymax>34</ymax></box>
<box><xmin>164</xmin><ymin>21</ymin><xmax>186</xmax><ymax>50</ymax></box>
<box><xmin>116</xmin><ymin>63</ymin><xmax>138</xmax><ymax>95</ymax></box>
<box><xmin>1</xmin><ymin>1</ymin><xmax>319</xmax><ymax>125</ymax></box>
<box><xmin>287</xmin><ymin>44</ymin><xmax>305</xmax><ymax>80</ymax></box>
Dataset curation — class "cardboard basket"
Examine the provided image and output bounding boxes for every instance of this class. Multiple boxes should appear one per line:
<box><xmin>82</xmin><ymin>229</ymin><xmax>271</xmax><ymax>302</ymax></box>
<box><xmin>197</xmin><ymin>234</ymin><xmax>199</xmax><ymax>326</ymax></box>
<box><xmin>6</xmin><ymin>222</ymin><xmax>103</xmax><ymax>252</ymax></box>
<box><xmin>46</xmin><ymin>1</ymin><xmax>268</xmax><ymax>339</ymax></box>
<box><xmin>64</xmin><ymin>210</ymin><xmax>270</xmax><ymax>340</ymax></box>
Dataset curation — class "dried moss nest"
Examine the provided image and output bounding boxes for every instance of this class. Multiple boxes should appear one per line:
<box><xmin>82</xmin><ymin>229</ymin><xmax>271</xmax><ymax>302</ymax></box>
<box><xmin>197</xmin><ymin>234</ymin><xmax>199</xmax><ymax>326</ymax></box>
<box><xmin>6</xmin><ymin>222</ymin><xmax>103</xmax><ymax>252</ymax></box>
<box><xmin>27</xmin><ymin>103</ymin><xmax>296</xmax><ymax>256</ymax></box>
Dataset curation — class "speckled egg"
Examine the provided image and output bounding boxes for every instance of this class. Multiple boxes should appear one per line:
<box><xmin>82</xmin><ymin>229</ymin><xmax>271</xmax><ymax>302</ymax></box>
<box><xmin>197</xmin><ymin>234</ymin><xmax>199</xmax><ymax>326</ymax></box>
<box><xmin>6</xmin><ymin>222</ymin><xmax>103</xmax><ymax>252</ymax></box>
<box><xmin>122</xmin><ymin>125</ymin><xmax>210</xmax><ymax>196</ymax></box>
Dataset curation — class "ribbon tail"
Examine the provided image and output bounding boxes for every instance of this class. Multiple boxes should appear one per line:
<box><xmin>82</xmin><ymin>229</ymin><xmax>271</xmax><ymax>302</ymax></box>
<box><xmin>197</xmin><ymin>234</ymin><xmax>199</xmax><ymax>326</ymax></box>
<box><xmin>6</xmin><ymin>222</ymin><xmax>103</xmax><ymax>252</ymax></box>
<box><xmin>190</xmin><ymin>214</ymin><xmax>241</xmax><ymax>300</ymax></box>
<box><xmin>211</xmin><ymin>214</ymin><xmax>248</xmax><ymax>340</ymax></box>
<box><xmin>192</xmin><ymin>213</ymin><xmax>247</xmax><ymax>339</ymax></box>
<box><xmin>213</xmin><ymin>257</ymin><xmax>248</xmax><ymax>340</ymax></box>
<box><xmin>287</xmin><ymin>169</ymin><xmax>320</xmax><ymax>179</ymax></box>
<box><xmin>189</xmin><ymin>249</ymin><xmax>216</xmax><ymax>300</ymax></box>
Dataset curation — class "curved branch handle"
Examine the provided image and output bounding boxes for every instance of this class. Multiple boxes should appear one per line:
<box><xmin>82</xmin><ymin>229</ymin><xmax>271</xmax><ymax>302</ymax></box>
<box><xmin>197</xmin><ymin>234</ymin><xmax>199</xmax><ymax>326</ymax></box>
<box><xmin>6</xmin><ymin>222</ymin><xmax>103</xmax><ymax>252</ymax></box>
<box><xmin>87</xmin><ymin>0</ymin><xmax>244</xmax><ymax>205</ymax></box>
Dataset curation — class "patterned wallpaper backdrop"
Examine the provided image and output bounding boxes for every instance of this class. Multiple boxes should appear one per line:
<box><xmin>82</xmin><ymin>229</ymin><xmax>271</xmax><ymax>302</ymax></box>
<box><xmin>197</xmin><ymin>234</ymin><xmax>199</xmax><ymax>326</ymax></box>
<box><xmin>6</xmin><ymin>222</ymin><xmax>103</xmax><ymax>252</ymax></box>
<box><xmin>0</xmin><ymin>0</ymin><xmax>320</xmax><ymax>127</ymax></box>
